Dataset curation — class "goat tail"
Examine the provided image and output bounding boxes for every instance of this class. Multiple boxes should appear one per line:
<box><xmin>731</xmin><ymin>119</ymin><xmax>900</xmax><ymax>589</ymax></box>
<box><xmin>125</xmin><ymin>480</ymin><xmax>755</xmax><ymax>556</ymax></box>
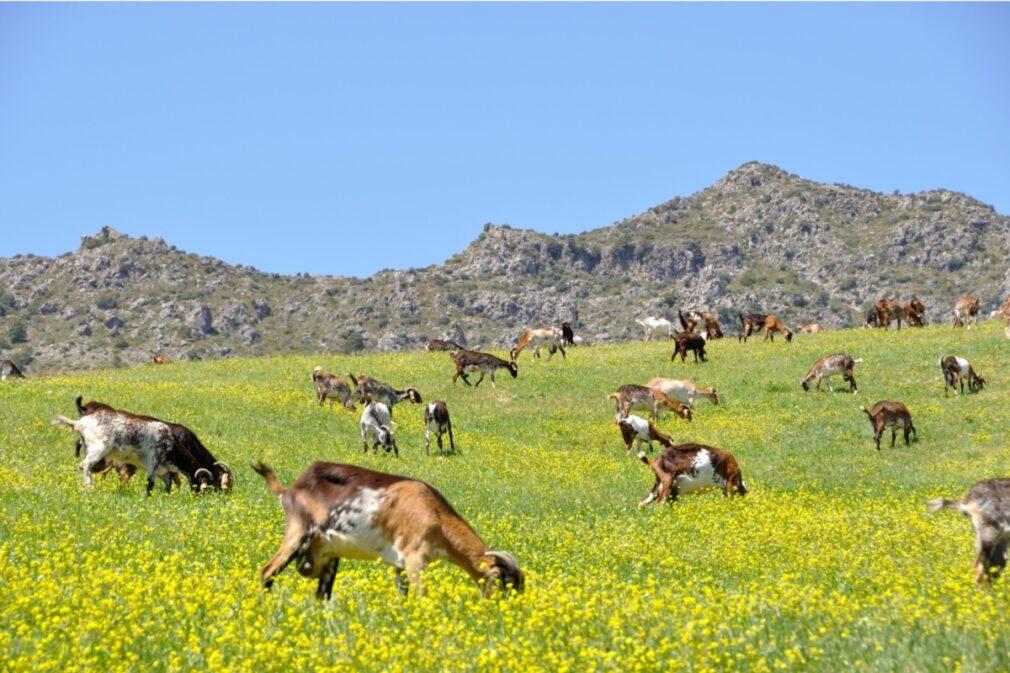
<box><xmin>75</xmin><ymin>395</ymin><xmax>86</xmax><ymax>417</ymax></box>
<box><xmin>51</xmin><ymin>415</ymin><xmax>79</xmax><ymax>430</ymax></box>
<box><xmin>852</xmin><ymin>358</ymin><xmax>864</xmax><ymax>364</ymax></box>
<box><xmin>859</xmin><ymin>405</ymin><xmax>870</xmax><ymax>416</ymax></box>
<box><xmin>927</xmin><ymin>497</ymin><xmax>960</xmax><ymax>514</ymax></box>
<box><xmin>252</xmin><ymin>462</ymin><xmax>286</xmax><ymax>495</ymax></box>
<box><xmin>346</xmin><ymin>372</ymin><xmax>358</xmax><ymax>388</ymax></box>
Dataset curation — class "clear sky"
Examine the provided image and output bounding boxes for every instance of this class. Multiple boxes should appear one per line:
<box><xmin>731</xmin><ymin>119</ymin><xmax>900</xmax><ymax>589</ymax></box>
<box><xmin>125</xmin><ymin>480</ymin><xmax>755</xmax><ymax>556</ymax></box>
<box><xmin>1</xmin><ymin>3</ymin><xmax>1008</xmax><ymax>278</ymax></box>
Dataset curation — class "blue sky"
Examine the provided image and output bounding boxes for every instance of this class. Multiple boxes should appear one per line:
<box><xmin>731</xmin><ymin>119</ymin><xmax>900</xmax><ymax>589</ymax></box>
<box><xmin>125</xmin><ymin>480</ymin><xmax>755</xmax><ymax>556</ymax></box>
<box><xmin>1</xmin><ymin>3</ymin><xmax>1007</xmax><ymax>277</ymax></box>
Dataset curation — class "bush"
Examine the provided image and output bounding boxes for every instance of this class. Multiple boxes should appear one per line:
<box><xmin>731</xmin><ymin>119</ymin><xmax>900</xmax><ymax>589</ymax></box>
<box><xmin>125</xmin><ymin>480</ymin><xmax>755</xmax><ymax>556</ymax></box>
<box><xmin>96</xmin><ymin>294</ymin><xmax>118</xmax><ymax>310</ymax></box>
<box><xmin>8</xmin><ymin>320</ymin><xmax>28</xmax><ymax>344</ymax></box>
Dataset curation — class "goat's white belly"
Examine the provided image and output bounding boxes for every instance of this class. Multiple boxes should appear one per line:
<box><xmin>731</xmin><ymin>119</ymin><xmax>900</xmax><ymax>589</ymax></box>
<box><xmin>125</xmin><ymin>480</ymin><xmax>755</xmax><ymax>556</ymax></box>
<box><xmin>675</xmin><ymin>451</ymin><xmax>726</xmax><ymax>494</ymax></box>
<box><xmin>954</xmin><ymin>357</ymin><xmax>971</xmax><ymax>376</ymax></box>
<box><xmin>317</xmin><ymin>488</ymin><xmax>404</xmax><ymax>567</ymax></box>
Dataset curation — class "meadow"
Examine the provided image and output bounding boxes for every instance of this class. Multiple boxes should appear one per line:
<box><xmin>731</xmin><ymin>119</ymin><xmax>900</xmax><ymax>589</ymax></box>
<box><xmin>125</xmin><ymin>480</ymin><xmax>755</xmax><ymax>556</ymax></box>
<box><xmin>1</xmin><ymin>321</ymin><xmax>1009</xmax><ymax>672</ymax></box>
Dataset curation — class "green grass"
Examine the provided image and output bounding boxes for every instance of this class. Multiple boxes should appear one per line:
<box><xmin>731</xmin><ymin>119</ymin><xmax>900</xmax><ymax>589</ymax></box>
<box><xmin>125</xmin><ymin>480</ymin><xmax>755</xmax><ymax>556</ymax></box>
<box><xmin>1</xmin><ymin>322</ymin><xmax>1009</xmax><ymax>672</ymax></box>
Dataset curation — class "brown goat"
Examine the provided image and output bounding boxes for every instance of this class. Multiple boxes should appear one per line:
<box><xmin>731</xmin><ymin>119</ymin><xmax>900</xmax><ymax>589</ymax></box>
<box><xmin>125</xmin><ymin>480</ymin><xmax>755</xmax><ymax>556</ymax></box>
<box><xmin>253</xmin><ymin>462</ymin><xmax>524</xmax><ymax>599</ymax></box>
<box><xmin>609</xmin><ymin>385</ymin><xmax>692</xmax><ymax>422</ymax></box>
<box><xmin>151</xmin><ymin>353</ymin><xmax>171</xmax><ymax>365</ymax></box>
<box><xmin>952</xmin><ymin>295</ymin><xmax>980</xmax><ymax>330</ymax></box>
<box><xmin>860</xmin><ymin>401</ymin><xmax>917</xmax><ymax>450</ymax></box>
<box><xmin>874</xmin><ymin>298</ymin><xmax>924</xmax><ymax>330</ymax></box>
<box><xmin>671</xmin><ymin>331</ymin><xmax>708</xmax><ymax>363</ymax></box>
<box><xmin>638</xmin><ymin>443</ymin><xmax>748</xmax><ymax>506</ymax></box>
<box><xmin>679</xmin><ymin>309</ymin><xmax>724</xmax><ymax>340</ymax></box>
<box><xmin>928</xmin><ymin>478</ymin><xmax>1010</xmax><ymax>588</ymax></box>
<box><xmin>798</xmin><ymin>323</ymin><xmax>824</xmax><ymax>334</ymax></box>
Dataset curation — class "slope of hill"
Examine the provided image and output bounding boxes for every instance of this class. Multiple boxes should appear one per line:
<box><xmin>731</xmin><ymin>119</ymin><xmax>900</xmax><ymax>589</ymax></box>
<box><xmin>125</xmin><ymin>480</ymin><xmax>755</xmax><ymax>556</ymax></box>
<box><xmin>2</xmin><ymin>162</ymin><xmax>1008</xmax><ymax>373</ymax></box>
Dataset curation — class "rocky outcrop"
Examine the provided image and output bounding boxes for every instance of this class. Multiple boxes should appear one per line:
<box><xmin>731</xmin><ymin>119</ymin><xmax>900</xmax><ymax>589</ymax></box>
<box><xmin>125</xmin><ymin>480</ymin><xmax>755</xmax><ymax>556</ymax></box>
<box><xmin>2</xmin><ymin>163</ymin><xmax>1008</xmax><ymax>373</ymax></box>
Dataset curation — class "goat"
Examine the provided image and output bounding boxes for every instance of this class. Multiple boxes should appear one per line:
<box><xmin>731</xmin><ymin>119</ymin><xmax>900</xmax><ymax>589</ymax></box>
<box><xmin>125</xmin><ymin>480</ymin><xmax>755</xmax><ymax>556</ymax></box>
<box><xmin>510</xmin><ymin>327</ymin><xmax>566</xmax><ymax>361</ymax></box>
<box><xmin>0</xmin><ymin>359</ymin><xmax>25</xmax><ymax>380</ymax></box>
<box><xmin>608</xmin><ymin>385</ymin><xmax>692</xmax><ymax>422</ymax></box>
<box><xmin>1000</xmin><ymin>296</ymin><xmax>1010</xmax><ymax>338</ymax></box>
<box><xmin>928</xmin><ymin>478</ymin><xmax>1010</xmax><ymax>588</ymax></box>
<box><xmin>561</xmin><ymin>322</ymin><xmax>576</xmax><ymax>347</ymax></box>
<box><xmin>347</xmin><ymin>373</ymin><xmax>421</xmax><ymax>414</ymax></box>
<box><xmin>860</xmin><ymin>401</ymin><xmax>917</xmax><ymax>450</ymax></box>
<box><xmin>54</xmin><ymin>396</ymin><xmax>233</xmax><ymax>493</ymax></box>
<box><xmin>671</xmin><ymin>331</ymin><xmax>707</xmax><ymax>363</ymax></box>
<box><xmin>617</xmin><ymin>415</ymin><xmax>675</xmax><ymax>455</ymax></box>
<box><xmin>312</xmin><ymin>367</ymin><xmax>356</xmax><ymax>410</ymax></box>
<box><xmin>424</xmin><ymin>339</ymin><xmax>462</xmax><ymax>352</ymax></box>
<box><xmin>801</xmin><ymin>354</ymin><xmax>861</xmax><ymax>393</ymax></box>
<box><xmin>635</xmin><ymin>316</ymin><xmax>674</xmax><ymax>341</ymax></box>
<box><xmin>940</xmin><ymin>356</ymin><xmax>986</xmax><ymax>397</ymax></box>
<box><xmin>799</xmin><ymin>322</ymin><xmax>824</xmax><ymax>334</ymax></box>
<box><xmin>645</xmin><ymin>377</ymin><xmax>719</xmax><ymax>409</ymax></box>
<box><xmin>423</xmin><ymin>401</ymin><xmax>456</xmax><ymax>454</ymax></box>
<box><xmin>450</xmin><ymin>349</ymin><xmax>518</xmax><ymax>388</ymax></box>
<box><xmin>252</xmin><ymin>461</ymin><xmax>524</xmax><ymax>599</ymax></box>
<box><xmin>638</xmin><ymin>443</ymin><xmax>747</xmax><ymax>506</ymax></box>
<box><xmin>873</xmin><ymin>298</ymin><xmax>924</xmax><ymax>330</ymax></box>
<box><xmin>360</xmin><ymin>398</ymin><xmax>398</xmax><ymax>457</ymax></box>
<box><xmin>151</xmin><ymin>352</ymin><xmax>171</xmax><ymax>365</ymax></box>
<box><xmin>679</xmin><ymin>309</ymin><xmax>724</xmax><ymax>340</ymax></box>
<box><xmin>863</xmin><ymin>308</ymin><xmax>880</xmax><ymax>329</ymax></box>
<box><xmin>754</xmin><ymin>314</ymin><xmax>792</xmax><ymax>342</ymax></box>
<box><xmin>952</xmin><ymin>295</ymin><xmax>980</xmax><ymax>330</ymax></box>
<box><xmin>738</xmin><ymin>313</ymin><xmax>767</xmax><ymax>342</ymax></box>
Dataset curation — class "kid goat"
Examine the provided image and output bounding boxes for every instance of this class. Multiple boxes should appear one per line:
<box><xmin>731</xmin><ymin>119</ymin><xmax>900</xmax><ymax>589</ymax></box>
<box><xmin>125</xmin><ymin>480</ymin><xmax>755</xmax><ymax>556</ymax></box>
<box><xmin>360</xmin><ymin>398</ymin><xmax>398</xmax><ymax>456</ymax></box>
<box><xmin>609</xmin><ymin>385</ymin><xmax>692</xmax><ymax>422</ymax></box>
<box><xmin>644</xmin><ymin>378</ymin><xmax>719</xmax><ymax>409</ymax></box>
<box><xmin>423</xmin><ymin>401</ymin><xmax>456</xmax><ymax>454</ymax></box>
<box><xmin>510</xmin><ymin>327</ymin><xmax>566</xmax><ymax>361</ymax></box>
<box><xmin>450</xmin><ymin>349</ymin><xmax>518</xmax><ymax>388</ymax></box>
<box><xmin>347</xmin><ymin>373</ymin><xmax>421</xmax><ymax>415</ymax></box>
<box><xmin>638</xmin><ymin>443</ymin><xmax>748</xmax><ymax>506</ymax></box>
<box><xmin>801</xmin><ymin>354</ymin><xmax>861</xmax><ymax>393</ymax></box>
<box><xmin>928</xmin><ymin>478</ymin><xmax>1010</xmax><ymax>588</ymax></box>
<box><xmin>940</xmin><ymin>356</ymin><xmax>986</xmax><ymax>397</ymax></box>
<box><xmin>860</xmin><ymin>401</ymin><xmax>917</xmax><ymax>450</ymax></box>
<box><xmin>252</xmin><ymin>461</ymin><xmax>525</xmax><ymax>599</ymax></box>
<box><xmin>312</xmin><ymin>367</ymin><xmax>356</xmax><ymax>410</ymax></box>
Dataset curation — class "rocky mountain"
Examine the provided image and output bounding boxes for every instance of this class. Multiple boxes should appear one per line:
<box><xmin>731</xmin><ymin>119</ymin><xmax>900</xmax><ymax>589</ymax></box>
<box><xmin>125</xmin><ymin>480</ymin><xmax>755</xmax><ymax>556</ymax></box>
<box><xmin>2</xmin><ymin>162</ymin><xmax>1008</xmax><ymax>373</ymax></box>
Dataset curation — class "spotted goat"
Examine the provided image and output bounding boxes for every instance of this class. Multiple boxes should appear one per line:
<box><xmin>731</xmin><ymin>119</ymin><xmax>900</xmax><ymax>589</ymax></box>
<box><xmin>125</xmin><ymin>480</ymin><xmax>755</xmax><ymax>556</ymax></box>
<box><xmin>638</xmin><ymin>443</ymin><xmax>748</xmax><ymax>506</ymax></box>
<box><xmin>928</xmin><ymin>478</ymin><xmax>1010</xmax><ymax>588</ymax></box>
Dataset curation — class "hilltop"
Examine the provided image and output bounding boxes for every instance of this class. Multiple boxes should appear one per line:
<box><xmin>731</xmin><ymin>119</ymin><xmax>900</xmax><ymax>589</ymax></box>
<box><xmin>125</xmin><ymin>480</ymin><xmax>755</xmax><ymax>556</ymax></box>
<box><xmin>2</xmin><ymin>162</ymin><xmax>1008</xmax><ymax>372</ymax></box>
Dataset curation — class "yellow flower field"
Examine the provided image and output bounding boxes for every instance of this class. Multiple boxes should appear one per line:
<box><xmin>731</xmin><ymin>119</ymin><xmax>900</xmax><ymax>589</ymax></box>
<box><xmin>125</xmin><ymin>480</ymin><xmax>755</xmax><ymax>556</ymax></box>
<box><xmin>1</xmin><ymin>323</ymin><xmax>1008</xmax><ymax>671</ymax></box>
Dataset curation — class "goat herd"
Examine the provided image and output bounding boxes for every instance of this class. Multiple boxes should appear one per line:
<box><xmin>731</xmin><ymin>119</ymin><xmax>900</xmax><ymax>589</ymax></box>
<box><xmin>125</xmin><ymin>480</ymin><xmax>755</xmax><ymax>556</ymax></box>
<box><xmin>1</xmin><ymin>295</ymin><xmax>1006</xmax><ymax>598</ymax></box>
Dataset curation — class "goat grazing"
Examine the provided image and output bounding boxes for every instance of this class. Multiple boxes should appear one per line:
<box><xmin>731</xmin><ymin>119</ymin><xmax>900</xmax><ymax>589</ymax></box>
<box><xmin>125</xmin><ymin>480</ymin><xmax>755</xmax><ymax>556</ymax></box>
<box><xmin>645</xmin><ymin>377</ymin><xmax>718</xmax><ymax>409</ymax></box>
<box><xmin>151</xmin><ymin>352</ymin><xmax>171</xmax><ymax>365</ymax></box>
<box><xmin>860</xmin><ymin>401</ymin><xmax>917</xmax><ymax>450</ymax></box>
<box><xmin>801</xmin><ymin>354</ymin><xmax>861</xmax><ymax>393</ymax></box>
<box><xmin>635</xmin><ymin>316</ymin><xmax>674</xmax><ymax>341</ymax></box>
<box><xmin>347</xmin><ymin>373</ymin><xmax>421</xmax><ymax>414</ymax></box>
<box><xmin>312</xmin><ymin>367</ymin><xmax>356</xmax><ymax>410</ymax></box>
<box><xmin>873</xmin><ymin>298</ymin><xmax>924</xmax><ymax>330</ymax></box>
<box><xmin>928</xmin><ymin>478</ymin><xmax>1010</xmax><ymax>587</ymax></box>
<box><xmin>799</xmin><ymin>323</ymin><xmax>824</xmax><ymax>334</ymax></box>
<box><xmin>0</xmin><ymin>359</ymin><xmax>25</xmax><ymax>380</ymax></box>
<box><xmin>423</xmin><ymin>401</ymin><xmax>456</xmax><ymax>454</ymax></box>
<box><xmin>450</xmin><ymin>349</ymin><xmax>518</xmax><ymax>388</ymax></box>
<box><xmin>360</xmin><ymin>398</ymin><xmax>398</xmax><ymax>456</ymax></box>
<box><xmin>54</xmin><ymin>396</ymin><xmax>233</xmax><ymax>493</ymax></box>
<box><xmin>617</xmin><ymin>415</ymin><xmax>675</xmax><ymax>455</ymax></box>
<box><xmin>738</xmin><ymin>313</ymin><xmax>767</xmax><ymax>342</ymax></box>
<box><xmin>671</xmin><ymin>331</ymin><xmax>708</xmax><ymax>363</ymax></box>
<box><xmin>252</xmin><ymin>461</ymin><xmax>525</xmax><ymax>599</ymax></box>
<box><xmin>679</xmin><ymin>309</ymin><xmax>724</xmax><ymax>340</ymax></box>
<box><xmin>609</xmin><ymin>385</ymin><xmax>692</xmax><ymax>422</ymax></box>
<box><xmin>638</xmin><ymin>443</ymin><xmax>747</xmax><ymax>506</ymax></box>
<box><xmin>940</xmin><ymin>356</ymin><xmax>986</xmax><ymax>397</ymax></box>
<box><xmin>952</xmin><ymin>295</ymin><xmax>980</xmax><ymax>330</ymax></box>
<box><xmin>510</xmin><ymin>327</ymin><xmax>566</xmax><ymax>361</ymax></box>
<box><xmin>740</xmin><ymin>313</ymin><xmax>793</xmax><ymax>342</ymax></box>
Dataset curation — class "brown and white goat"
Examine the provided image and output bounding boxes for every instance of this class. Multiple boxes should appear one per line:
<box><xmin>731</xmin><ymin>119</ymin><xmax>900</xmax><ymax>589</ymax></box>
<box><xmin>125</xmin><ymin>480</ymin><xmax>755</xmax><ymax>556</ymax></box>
<box><xmin>347</xmin><ymin>373</ymin><xmax>422</xmax><ymax>414</ymax></box>
<box><xmin>928</xmin><ymin>478</ymin><xmax>1010</xmax><ymax>588</ymax></box>
<box><xmin>55</xmin><ymin>396</ymin><xmax>234</xmax><ymax>493</ymax></box>
<box><xmin>671</xmin><ymin>331</ymin><xmax>708</xmax><ymax>363</ymax></box>
<box><xmin>940</xmin><ymin>356</ymin><xmax>986</xmax><ymax>397</ymax></box>
<box><xmin>738</xmin><ymin>313</ymin><xmax>768</xmax><ymax>342</ymax></box>
<box><xmin>860</xmin><ymin>401</ymin><xmax>917</xmax><ymax>450</ymax></box>
<box><xmin>799</xmin><ymin>322</ymin><xmax>824</xmax><ymax>334</ymax></box>
<box><xmin>450</xmin><ymin>350</ymin><xmax>518</xmax><ymax>388</ymax></box>
<box><xmin>252</xmin><ymin>461</ymin><xmax>525</xmax><ymax>599</ymax></box>
<box><xmin>510</xmin><ymin>327</ymin><xmax>566</xmax><ymax>361</ymax></box>
<box><xmin>312</xmin><ymin>367</ymin><xmax>356</xmax><ymax>410</ymax></box>
<box><xmin>638</xmin><ymin>443</ymin><xmax>747</xmax><ymax>506</ymax></box>
<box><xmin>801</xmin><ymin>354</ymin><xmax>861</xmax><ymax>393</ymax></box>
<box><xmin>423</xmin><ymin>401</ymin><xmax>456</xmax><ymax>454</ymax></box>
<box><xmin>617</xmin><ymin>415</ymin><xmax>675</xmax><ymax>455</ymax></box>
<box><xmin>645</xmin><ymin>378</ymin><xmax>719</xmax><ymax>409</ymax></box>
<box><xmin>952</xmin><ymin>295</ymin><xmax>980</xmax><ymax>330</ymax></box>
<box><xmin>608</xmin><ymin>385</ymin><xmax>692</xmax><ymax>422</ymax></box>
<box><xmin>0</xmin><ymin>359</ymin><xmax>25</xmax><ymax>380</ymax></box>
<box><xmin>679</xmin><ymin>309</ymin><xmax>724</xmax><ymax>340</ymax></box>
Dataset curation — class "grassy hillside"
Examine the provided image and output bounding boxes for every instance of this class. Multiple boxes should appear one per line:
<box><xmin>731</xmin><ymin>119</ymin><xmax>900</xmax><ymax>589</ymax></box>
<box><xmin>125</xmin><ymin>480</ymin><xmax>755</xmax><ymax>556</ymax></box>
<box><xmin>1</xmin><ymin>322</ymin><xmax>1009</xmax><ymax>672</ymax></box>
